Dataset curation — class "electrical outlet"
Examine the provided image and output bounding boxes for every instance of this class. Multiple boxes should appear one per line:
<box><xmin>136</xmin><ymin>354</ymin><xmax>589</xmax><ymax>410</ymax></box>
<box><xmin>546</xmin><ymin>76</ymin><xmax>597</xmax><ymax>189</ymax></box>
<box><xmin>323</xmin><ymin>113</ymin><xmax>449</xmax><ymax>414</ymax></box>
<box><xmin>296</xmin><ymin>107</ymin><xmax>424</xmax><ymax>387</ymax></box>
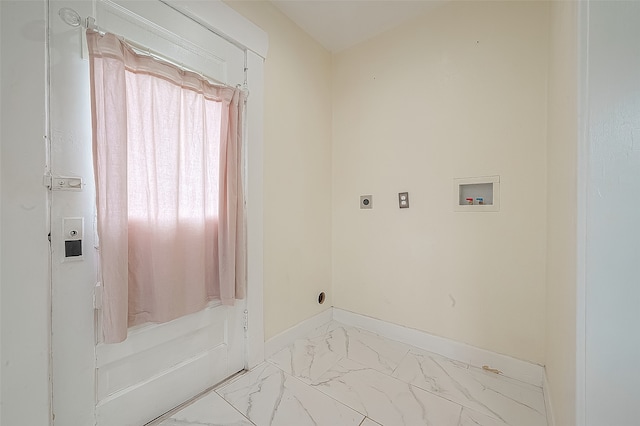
<box><xmin>398</xmin><ymin>192</ymin><xmax>409</xmax><ymax>208</ymax></box>
<box><xmin>360</xmin><ymin>195</ymin><xmax>373</xmax><ymax>209</ymax></box>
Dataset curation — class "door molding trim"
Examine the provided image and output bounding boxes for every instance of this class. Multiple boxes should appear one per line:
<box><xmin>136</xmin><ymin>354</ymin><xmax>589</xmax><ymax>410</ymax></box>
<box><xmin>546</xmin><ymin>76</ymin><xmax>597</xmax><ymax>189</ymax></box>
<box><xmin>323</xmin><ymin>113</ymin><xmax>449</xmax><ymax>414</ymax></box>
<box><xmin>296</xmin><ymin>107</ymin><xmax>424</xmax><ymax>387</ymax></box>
<box><xmin>575</xmin><ymin>0</ymin><xmax>589</xmax><ymax>424</ymax></box>
<box><xmin>161</xmin><ymin>0</ymin><xmax>268</xmax><ymax>58</ymax></box>
<box><xmin>245</xmin><ymin>49</ymin><xmax>265</xmax><ymax>369</ymax></box>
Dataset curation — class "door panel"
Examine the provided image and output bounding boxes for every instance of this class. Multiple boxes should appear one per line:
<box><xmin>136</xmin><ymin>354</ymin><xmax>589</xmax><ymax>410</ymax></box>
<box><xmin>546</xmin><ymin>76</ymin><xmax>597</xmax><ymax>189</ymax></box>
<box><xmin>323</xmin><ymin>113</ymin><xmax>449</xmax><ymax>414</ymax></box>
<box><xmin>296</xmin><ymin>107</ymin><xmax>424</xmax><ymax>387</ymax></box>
<box><xmin>95</xmin><ymin>306</ymin><xmax>237</xmax><ymax>426</ymax></box>
<box><xmin>97</xmin><ymin>345</ymin><xmax>227</xmax><ymax>426</ymax></box>
<box><xmin>96</xmin><ymin>307</ymin><xmax>226</xmax><ymax>401</ymax></box>
<box><xmin>49</xmin><ymin>1</ymin><xmax>247</xmax><ymax>425</ymax></box>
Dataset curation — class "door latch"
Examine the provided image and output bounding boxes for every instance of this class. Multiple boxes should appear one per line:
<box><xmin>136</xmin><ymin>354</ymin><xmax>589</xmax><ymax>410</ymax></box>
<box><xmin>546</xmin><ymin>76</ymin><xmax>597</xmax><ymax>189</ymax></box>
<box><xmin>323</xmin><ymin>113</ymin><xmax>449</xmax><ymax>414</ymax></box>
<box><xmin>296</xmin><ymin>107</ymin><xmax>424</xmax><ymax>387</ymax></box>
<box><xmin>43</xmin><ymin>174</ymin><xmax>83</xmax><ymax>191</ymax></box>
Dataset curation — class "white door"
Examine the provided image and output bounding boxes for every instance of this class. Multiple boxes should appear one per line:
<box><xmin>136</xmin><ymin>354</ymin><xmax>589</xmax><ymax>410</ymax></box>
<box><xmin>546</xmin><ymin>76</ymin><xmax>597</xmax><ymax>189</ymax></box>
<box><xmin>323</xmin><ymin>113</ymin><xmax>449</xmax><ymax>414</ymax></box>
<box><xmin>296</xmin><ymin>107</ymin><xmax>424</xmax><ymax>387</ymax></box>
<box><xmin>49</xmin><ymin>1</ymin><xmax>248</xmax><ymax>425</ymax></box>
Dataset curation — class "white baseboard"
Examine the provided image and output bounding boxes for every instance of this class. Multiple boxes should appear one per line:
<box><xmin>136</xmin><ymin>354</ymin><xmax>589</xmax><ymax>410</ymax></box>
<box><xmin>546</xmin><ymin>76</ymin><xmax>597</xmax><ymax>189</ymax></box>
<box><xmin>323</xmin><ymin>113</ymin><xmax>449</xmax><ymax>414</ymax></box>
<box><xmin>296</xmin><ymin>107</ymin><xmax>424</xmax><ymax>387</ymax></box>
<box><xmin>264</xmin><ymin>308</ymin><xmax>333</xmax><ymax>359</ymax></box>
<box><xmin>543</xmin><ymin>368</ymin><xmax>556</xmax><ymax>426</ymax></box>
<box><xmin>263</xmin><ymin>307</ymin><xmax>545</xmax><ymax>388</ymax></box>
<box><xmin>333</xmin><ymin>308</ymin><xmax>545</xmax><ymax>387</ymax></box>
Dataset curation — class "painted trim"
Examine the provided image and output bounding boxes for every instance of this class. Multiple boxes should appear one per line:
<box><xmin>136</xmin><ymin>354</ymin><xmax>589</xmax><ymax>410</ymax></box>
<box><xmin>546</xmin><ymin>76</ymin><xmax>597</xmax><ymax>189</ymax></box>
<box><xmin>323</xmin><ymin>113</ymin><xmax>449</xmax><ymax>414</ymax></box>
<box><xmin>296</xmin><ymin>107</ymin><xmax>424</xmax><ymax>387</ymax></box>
<box><xmin>245</xmin><ymin>50</ymin><xmax>265</xmax><ymax>369</ymax></box>
<box><xmin>265</xmin><ymin>307</ymin><xmax>545</xmax><ymax>388</ymax></box>
<box><xmin>161</xmin><ymin>0</ymin><xmax>268</xmax><ymax>58</ymax></box>
<box><xmin>333</xmin><ymin>308</ymin><xmax>545</xmax><ymax>387</ymax></box>
<box><xmin>264</xmin><ymin>309</ymin><xmax>333</xmax><ymax>359</ymax></box>
<box><xmin>575</xmin><ymin>0</ymin><xmax>589</xmax><ymax>424</ymax></box>
<box><xmin>543</xmin><ymin>368</ymin><xmax>556</xmax><ymax>426</ymax></box>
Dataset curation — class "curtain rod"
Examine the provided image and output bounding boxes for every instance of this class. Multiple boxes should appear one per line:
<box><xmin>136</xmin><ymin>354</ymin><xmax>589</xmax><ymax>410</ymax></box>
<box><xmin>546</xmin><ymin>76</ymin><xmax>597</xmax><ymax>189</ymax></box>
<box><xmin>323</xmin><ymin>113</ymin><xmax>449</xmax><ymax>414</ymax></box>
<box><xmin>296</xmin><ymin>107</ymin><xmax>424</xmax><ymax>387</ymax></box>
<box><xmin>57</xmin><ymin>7</ymin><xmax>245</xmax><ymax>91</ymax></box>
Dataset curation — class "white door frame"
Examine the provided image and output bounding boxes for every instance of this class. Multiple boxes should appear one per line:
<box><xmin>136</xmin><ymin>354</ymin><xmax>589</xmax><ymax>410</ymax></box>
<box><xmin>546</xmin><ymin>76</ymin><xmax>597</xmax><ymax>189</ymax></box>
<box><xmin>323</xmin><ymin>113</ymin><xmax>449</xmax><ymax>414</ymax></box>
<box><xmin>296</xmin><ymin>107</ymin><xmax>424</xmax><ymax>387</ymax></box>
<box><xmin>48</xmin><ymin>1</ymin><xmax>267</xmax><ymax>424</ymax></box>
<box><xmin>575</xmin><ymin>1</ymin><xmax>589</xmax><ymax>425</ymax></box>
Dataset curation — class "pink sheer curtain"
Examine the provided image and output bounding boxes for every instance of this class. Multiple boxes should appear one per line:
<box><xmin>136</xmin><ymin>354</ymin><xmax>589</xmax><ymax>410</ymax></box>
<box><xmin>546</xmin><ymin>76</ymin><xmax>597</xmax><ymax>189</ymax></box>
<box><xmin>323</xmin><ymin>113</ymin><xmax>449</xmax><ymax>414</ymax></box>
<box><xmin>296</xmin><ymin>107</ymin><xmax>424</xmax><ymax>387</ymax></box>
<box><xmin>87</xmin><ymin>30</ymin><xmax>246</xmax><ymax>344</ymax></box>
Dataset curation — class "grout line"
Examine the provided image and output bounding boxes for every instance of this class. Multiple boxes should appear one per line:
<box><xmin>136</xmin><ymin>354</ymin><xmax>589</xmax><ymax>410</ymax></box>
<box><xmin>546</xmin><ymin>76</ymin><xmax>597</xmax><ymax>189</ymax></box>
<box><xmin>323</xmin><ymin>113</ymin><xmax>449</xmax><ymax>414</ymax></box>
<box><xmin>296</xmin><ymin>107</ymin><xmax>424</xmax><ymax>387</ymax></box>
<box><xmin>241</xmin><ymin>358</ymin><xmax>371</xmax><ymax>423</ymax></box>
<box><xmin>256</xmin><ymin>319</ymin><xmax>545</xmax><ymax>426</ymax></box>
<box><xmin>308</xmin><ymin>320</ymin><xmax>543</xmax><ymax>425</ymax></box>
<box><xmin>144</xmin><ymin>370</ymin><xmax>249</xmax><ymax>425</ymax></box>
<box><xmin>455</xmin><ymin>405</ymin><xmax>464</xmax><ymax>426</ymax></box>
<box><xmin>542</xmin><ymin>368</ymin><xmax>554</xmax><ymax>426</ymax></box>
<box><xmin>223</xmin><ymin>393</ymin><xmax>257</xmax><ymax>426</ymax></box>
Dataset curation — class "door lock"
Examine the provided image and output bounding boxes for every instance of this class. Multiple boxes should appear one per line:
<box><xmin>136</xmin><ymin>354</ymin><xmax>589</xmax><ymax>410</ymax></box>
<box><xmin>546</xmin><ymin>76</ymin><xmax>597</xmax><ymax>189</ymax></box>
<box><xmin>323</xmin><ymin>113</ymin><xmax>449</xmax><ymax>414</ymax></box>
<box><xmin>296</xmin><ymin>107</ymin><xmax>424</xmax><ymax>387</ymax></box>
<box><xmin>63</xmin><ymin>217</ymin><xmax>84</xmax><ymax>260</ymax></box>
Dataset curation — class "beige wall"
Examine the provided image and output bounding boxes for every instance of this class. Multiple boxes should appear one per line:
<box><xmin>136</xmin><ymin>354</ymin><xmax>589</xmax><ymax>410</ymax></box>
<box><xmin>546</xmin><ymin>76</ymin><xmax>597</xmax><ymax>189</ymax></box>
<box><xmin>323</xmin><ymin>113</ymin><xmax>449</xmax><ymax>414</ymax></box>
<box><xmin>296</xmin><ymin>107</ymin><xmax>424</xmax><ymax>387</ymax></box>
<box><xmin>332</xmin><ymin>1</ymin><xmax>549</xmax><ymax>364</ymax></box>
<box><xmin>229</xmin><ymin>4</ymin><xmax>583</xmax><ymax>400</ymax></box>
<box><xmin>545</xmin><ymin>1</ymin><xmax>578</xmax><ymax>424</ymax></box>
<box><xmin>225</xmin><ymin>1</ymin><xmax>333</xmax><ymax>341</ymax></box>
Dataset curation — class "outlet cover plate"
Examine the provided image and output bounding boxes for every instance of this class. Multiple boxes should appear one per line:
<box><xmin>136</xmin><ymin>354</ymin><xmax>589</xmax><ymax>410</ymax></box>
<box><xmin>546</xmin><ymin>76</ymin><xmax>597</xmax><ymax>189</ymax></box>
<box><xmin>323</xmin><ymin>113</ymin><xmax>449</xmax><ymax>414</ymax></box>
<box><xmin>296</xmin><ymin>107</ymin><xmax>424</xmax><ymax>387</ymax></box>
<box><xmin>398</xmin><ymin>192</ymin><xmax>409</xmax><ymax>208</ymax></box>
<box><xmin>360</xmin><ymin>195</ymin><xmax>373</xmax><ymax>209</ymax></box>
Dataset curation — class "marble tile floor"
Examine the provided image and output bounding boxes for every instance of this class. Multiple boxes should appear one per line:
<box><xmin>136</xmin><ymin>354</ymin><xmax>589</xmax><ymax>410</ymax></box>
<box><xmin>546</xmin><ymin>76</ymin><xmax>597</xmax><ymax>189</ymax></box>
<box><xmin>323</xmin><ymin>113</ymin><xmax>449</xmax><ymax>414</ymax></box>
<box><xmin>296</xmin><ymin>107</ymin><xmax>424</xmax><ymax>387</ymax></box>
<box><xmin>155</xmin><ymin>321</ymin><xmax>548</xmax><ymax>426</ymax></box>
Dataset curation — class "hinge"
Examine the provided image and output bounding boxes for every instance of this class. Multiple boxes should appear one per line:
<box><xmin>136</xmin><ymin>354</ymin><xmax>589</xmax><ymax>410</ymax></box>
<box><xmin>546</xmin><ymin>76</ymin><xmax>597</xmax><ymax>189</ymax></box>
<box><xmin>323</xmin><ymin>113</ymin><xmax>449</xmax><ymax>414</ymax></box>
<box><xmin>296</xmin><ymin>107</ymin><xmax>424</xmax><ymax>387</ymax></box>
<box><xmin>243</xmin><ymin>309</ymin><xmax>249</xmax><ymax>336</ymax></box>
<box><xmin>93</xmin><ymin>282</ymin><xmax>103</xmax><ymax>310</ymax></box>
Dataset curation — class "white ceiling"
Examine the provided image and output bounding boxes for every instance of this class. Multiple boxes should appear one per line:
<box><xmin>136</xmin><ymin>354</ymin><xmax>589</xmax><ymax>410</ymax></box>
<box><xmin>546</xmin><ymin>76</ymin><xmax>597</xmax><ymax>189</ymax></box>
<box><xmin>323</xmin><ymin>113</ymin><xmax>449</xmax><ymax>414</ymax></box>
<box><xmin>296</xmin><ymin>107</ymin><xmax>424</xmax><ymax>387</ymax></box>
<box><xmin>270</xmin><ymin>0</ymin><xmax>445</xmax><ymax>53</ymax></box>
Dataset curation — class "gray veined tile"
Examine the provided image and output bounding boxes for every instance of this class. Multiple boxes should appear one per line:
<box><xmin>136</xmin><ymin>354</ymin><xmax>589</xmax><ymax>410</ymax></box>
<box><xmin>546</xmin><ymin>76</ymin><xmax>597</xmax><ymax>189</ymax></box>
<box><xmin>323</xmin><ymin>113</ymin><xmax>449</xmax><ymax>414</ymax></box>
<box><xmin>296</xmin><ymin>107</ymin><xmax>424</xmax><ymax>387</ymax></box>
<box><xmin>306</xmin><ymin>320</ymin><xmax>344</xmax><ymax>340</ymax></box>
<box><xmin>467</xmin><ymin>364</ymin><xmax>543</xmax><ymax>393</ymax></box>
<box><xmin>161</xmin><ymin>419</ymin><xmax>252</xmax><ymax>426</ymax></box>
<box><xmin>464</xmin><ymin>366</ymin><xmax>547</xmax><ymax>426</ymax></box>
<box><xmin>158</xmin><ymin>391</ymin><xmax>253</xmax><ymax>426</ymax></box>
<box><xmin>269</xmin><ymin>323</ymin><xmax>411</xmax><ymax>381</ymax></box>
<box><xmin>216</xmin><ymin>363</ymin><xmax>364</xmax><ymax>426</ymax></box>
<box><xmin>311</xmin><ymin>357</ymin><xmax>462</xmax><ymax>426</ymax></box>
<box><xmin>393</xmin><ymin>348</ymin><xmax>546</xmax><ymax>426</ymax></box>
<box><xmin>458</xmin><ymin>407</ymin><xmax>510</xmax><ymax>426</ymax></box>
<box><xmin>268</xmin><ymin>333</ymin><xmax>343</xmax><ymax>383</ymax></box>
<box><xmin>333</xmin><ymin>325</ymin><xmax>412</xmax><ymax>375</ymax></box>
<box><xmin>359</xmin><ymin>418</ymin><xmax>383</xmax><ymax>426</ymax></box>
<box><xmin>393</xmin><ymin>349</ymin><xmax>495</xmax><ymax>415</ymax></box>
<box><xmin>162</xmin><ymin>392</ymin><xmax>253</xmax><ymax>426</ymax></box>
